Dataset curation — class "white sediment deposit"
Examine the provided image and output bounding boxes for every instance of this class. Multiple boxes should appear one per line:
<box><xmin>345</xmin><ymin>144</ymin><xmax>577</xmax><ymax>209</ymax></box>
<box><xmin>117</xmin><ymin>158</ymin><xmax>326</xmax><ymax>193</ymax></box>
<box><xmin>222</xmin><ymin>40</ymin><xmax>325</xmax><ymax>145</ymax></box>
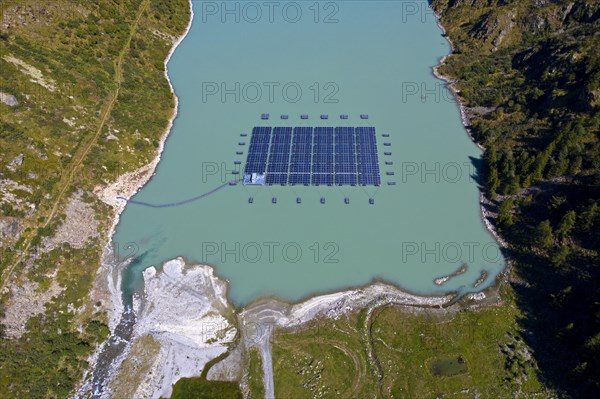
<box><xmin>109</xmin><ymin>258</ymin><xmax>236</xmax><ymax>399</ymax></box>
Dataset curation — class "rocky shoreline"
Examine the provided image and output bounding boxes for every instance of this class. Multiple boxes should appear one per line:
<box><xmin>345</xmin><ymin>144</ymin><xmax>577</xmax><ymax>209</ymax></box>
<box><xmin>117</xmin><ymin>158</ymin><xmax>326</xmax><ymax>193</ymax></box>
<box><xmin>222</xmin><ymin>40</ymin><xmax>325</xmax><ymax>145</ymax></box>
<box><xmin>76</xmin><ymin>1</ymin><xmax>196</xmax><ymax>397</ymax></box>
<box><xmin>430</xmin><ymin>7</ymin><xmax>510</xmax><ymax>272</ymax></box>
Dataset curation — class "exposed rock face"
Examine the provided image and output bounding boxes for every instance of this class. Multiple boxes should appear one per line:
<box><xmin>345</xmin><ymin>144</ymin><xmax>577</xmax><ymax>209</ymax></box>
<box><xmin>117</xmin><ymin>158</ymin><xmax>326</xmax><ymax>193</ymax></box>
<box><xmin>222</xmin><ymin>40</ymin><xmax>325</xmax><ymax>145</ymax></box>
<box><xmin>0</xmin><ymin>92</ymin><xmax>18</xmax><ymax>106</ymax></box>
<box><xmin>469</xmin><ymin>9</ymin><xmax>517</xmax><ymax>51</ymax></box>
<box><xmin>0</xmin><ymin>217</ymin><xmax>23</xmax><ymax>243</ymax></box>
<box><xmin>42</xmin><ymin>192</ymin><xmax>100</xmax><ymax>251</ymax></box>
<box><xmin>7</xmin><ymin>153</ymin><xmax>24</xmax><ymax>171</ymax></box>
<box><xmin>1</xmin><ymin>279</ymin><xmax>65</xmax><ymax>339</ymax></box>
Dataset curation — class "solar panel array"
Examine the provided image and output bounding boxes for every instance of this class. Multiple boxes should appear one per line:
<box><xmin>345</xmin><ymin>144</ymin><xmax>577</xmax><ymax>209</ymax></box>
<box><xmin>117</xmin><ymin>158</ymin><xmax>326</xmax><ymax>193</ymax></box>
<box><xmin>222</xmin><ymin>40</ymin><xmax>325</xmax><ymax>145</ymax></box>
<box><xmin>244</xmin><ymin>127</ymin><xmax>381</xmax><ymax>186</ymax></box>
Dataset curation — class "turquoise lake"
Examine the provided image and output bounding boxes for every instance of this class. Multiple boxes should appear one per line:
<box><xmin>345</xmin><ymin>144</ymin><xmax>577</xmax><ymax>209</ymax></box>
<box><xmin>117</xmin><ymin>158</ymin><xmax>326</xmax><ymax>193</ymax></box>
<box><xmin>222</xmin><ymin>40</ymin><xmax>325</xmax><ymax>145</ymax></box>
<box><xmin>113</xmin><ymin>0</ymin><xmax>505</xmax><ymax>306</ymax></box>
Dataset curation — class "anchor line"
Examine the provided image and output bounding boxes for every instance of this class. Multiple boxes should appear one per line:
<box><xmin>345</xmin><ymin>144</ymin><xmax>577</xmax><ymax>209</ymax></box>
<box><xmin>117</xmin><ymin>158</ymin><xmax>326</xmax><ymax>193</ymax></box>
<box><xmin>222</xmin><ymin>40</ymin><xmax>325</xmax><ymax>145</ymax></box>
<box><xmin>117</xmin><ymin>179</ymin><xmax>240</xmax><ymax>208</ymax></box>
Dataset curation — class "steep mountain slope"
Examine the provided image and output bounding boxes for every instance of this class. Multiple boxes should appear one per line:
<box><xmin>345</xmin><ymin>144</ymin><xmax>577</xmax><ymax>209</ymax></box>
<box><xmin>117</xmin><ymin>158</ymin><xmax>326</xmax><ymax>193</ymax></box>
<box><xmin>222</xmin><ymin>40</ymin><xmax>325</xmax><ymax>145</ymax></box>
<box><xmin>432</xmin><ymin>0</ymin><xmax>600</xmax><ymax>396</ymax></box>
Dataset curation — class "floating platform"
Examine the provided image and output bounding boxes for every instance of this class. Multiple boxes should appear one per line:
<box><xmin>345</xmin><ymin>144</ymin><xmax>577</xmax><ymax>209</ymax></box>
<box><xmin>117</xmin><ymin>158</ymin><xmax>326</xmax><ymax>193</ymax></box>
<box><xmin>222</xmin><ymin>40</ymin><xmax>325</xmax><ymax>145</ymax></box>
<box><xmin>281</xmin><ymin>114</ymin><xmax>288</xmax><ymax>119</ymax></box>
<box><xmin>384</xmin><ymin>152</ymin><xmax>392</xmax><ymax>156</ymax></box>
<box><xmin>320</xmin><ymin>197</ymin><xmax>326</xmax><ymax>204</ymax></box>
<box><xmin>261</xmin><ymin>113</ymin><xmax>269</xmax><ymax>120</ymax></box>
<box><xmin>238</xmin><ymin>142</ymin><xmax>246</xmax><ymax>146</ymax></box>
<box><xmin>244</xmin><ymin>126</ymin><xmax>381</xmax><ymax>187</ymax></box>
<box><xmin>232</xmin><ymin>171</ymin><xmax>240</xmax><ymax>175</ymax></box>
<box><xmin>340</xmin><ymin>114</ymin><xmax>348</xmax><ymax>119</ymax></box>
<box><xmin>248</xmin><ymin>197</ymin><xmax>254</xmax><ymax>204</ymax></box>
<box><xmin>383</xmin><ymin>143</ymin><xmax>391</xmax><ymax>146</ymax></box>
<box><xmin>236</xmin><ymin>151</ymin><xmax>244</xmax><ymax>155</ymax></box>
<box><xmin>387</xmin><ymin>182</ymin><xmax>396</xmax><ymax>186</ymax></box>
<box><xmin>243</xmin><ymin>173</ymin><xmax>266</xmax><ymax>185</ymax></box>
<box><xmin>240</xmin><ymin>133</ymin><xmax>247</xmax><ymax>137</ymax></box>
<box><xmin>301</xmin><ymin>114</ymin><xmax>309</xmax><ymax>119</ymax></box>
<box><xmin>229</xmin><ymin>181</ymin><xmax>237</xmax><ymax>186</ymax></box>
<box><xmin>385</xmin><ymin>161</ymin><xmax>393</xmax><ymax>165</ymax></box>
<box><xmin>382</xmin><ymin>133</ymin><xmax>390</xmax><ymax>137</ymax></box>
<box><xmin>386</xmin><ymin>172</ymin><xmax>395</xmax><ymax>176</ymax></box>
<box><xmin>234</xmin><ymin>161</ymin><xmax>241</xmax><ymax>165</ymax></box>
<box><xmin>272</xmin><ymin>197</ymin><xmax>277</xmax><ymax>204</ymax></box>
<box><xmin>344</xmin><ymin>197</ymin><xmax>350</xmax><ymax>204</ymax></box>
<box><xmin>320</xmin><ymin>114</ymin><xmax>328</xmax><ymax>119</ymax></box>
<box><xmin>296</xmin><ymin>197</ymin><xmax>301</xmax><ymax>204</ymax></box>
<box><xmin>360</xmin><ymin>114</ymin><xmax>369</xmax><ymax>119</ymax></box>
<box><xmin>369</xmin><ymin>198</ymin><xmax>375</xmax><ymax>205</ymax></box>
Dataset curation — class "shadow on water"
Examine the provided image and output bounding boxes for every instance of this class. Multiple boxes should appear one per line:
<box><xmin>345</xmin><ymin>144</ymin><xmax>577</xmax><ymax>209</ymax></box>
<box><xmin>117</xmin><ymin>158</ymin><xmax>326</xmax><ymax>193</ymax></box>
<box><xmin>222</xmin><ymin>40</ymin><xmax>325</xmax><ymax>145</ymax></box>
<box><xmin>468</xmin><ymin>155</ymin><xmax>485</xmax><ymax>188</ymax></box>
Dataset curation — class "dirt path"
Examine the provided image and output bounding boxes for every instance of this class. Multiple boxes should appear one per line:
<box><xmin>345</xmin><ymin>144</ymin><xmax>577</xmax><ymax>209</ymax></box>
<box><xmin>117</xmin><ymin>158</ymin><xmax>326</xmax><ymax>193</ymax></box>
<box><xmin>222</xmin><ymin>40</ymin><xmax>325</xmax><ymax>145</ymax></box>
<box><xmin>0</xmin><ymin>0</ymin><xmax>150</xmax><ymax>292</ymax></box>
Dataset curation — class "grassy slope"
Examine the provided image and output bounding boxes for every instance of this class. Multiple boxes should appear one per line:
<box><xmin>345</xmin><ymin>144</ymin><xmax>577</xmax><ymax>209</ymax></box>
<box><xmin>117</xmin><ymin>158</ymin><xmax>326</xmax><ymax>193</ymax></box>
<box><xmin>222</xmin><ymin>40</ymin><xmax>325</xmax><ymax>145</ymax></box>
<box><xmin>272</xmin><ymin>290</ymin><xmax>551</xmax><ymax>399</ymax></box>
<box><xmin>0</xmin><ymin>0</ymin><xmax>189</xmax><ymax>397</ymax></box>
<box><xmin>248</xmin><ymin>348</ymin><xmax>266</xmax><ymax>399</ymax></box>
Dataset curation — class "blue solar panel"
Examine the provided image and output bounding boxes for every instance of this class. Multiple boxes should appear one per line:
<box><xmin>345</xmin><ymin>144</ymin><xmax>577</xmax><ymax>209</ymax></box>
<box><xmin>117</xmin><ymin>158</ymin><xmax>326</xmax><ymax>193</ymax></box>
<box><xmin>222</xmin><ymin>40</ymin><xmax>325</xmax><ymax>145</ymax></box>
<box><xmin>245</xmin><ymin>126</ymin><xmax>380</xmax><ymax>187</ymax></box>
<box><xmin>312</xmin><ymin>174</ymin><xmax>334</xmax><ymax>185</ymax></box>
<box><xmin>335</xmin><ymin>174</ymin><xmax>357</xmax><ymax>185</ymax></box>
<box><xmin>266</xmin><ymin>173</ymin><xmax>287</xmax><ymax>184</ymax></box>
<box><xmin>288</xmin><ymin>173</ymin><xmax>311</xmax><ymax>185</ymax></box>
<box><xmin>359</xmin><ymin>174</ymin><xmax>380</xmax><ymax>185</ymax></box>
<box><xmin>335</xmin><ymin>164</ymin><xmax>357</xmax><ymax>174</ymax></box>
<box><xmin>269</xmin><ymin>153</ymin><xmax>289</xmax><ymax>163</ymax></box>
<box><xmin>268</xmin><ymin>163</ymin><xmax>289</xmax><ymax>173</ymax></box>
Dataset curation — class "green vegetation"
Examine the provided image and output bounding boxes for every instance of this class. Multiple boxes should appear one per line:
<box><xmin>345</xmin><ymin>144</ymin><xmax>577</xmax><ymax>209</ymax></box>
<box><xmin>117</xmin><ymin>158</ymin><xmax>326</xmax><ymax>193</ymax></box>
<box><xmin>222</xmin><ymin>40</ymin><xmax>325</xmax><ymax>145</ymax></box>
<box><xmin>272</xmin><ymin>294</ymin><xmax>551</xmax><ymax>398</ymax></box>
<box><xmin>248</xmin><ymin>348</ymin><xmax>266</xmax><ymax>399</ymax></box>
<box><xmin>170</xmin><ymin>377</ymin><xmax>243</xmax><ymax>399</ymax></box>
<box><xmin>272</xmin><ymin>314</ymin><xmax>377</xmax><ymax>398</ymax></box>
<box><xmin>0</xmin><ymin>0</ymin><xmax>190</xmax><ymax>397</ymax></box>
<box><xmin>170</xmin><ymin>352</ymin><xmax>243</xmax><ymax>399</ymax></box>
<box><xmin>431</xmin><ymin>0</ymin><xmax>600</xmax><ymax>397</ymax></box>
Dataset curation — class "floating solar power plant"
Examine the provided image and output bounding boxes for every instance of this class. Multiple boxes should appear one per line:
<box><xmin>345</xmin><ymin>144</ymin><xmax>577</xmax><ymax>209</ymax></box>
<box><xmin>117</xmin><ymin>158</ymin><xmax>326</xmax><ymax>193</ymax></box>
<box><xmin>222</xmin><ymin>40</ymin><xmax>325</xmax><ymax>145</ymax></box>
<box><xmin>369</xmin><ymin>198</ymin><xmax>375</xmax><ymax>205</ymax></box>
<box><xmin>296</xmin><ymin>197</ymin><xmax>301</xmax><ymax>204</ymax></box>
<box><xmin>301</xmin><ymin>114</ymin><xmax>309</xmax><ymax>119</ymax></box>
<box><xmin>281</xmin><ymin>114</ymin><xmax>288</xmax><ymax>119</ymax></box>
<box><xmin>243</xmin><ymin>125</ymin><xmax>381</xmax><ymax>186</ymax></box>
<box><xmin>320</xmin><ymin>114</ymin><xmax>329</xmax><ymax>119</ymax></box>
<box><xmin>382</xmin><ymin>133</ymin><xmax>390</xmax><ymax>137</ymax></box>
<box><xmin>340</xmin><ymin>114</ymin><xmax>348</xmax><ymax>119</ymax></box>
<box><xmin>248</xmin><ymin>197</ymin><xmax>254</xmax><ymax>204</ymax></box>
<box><xmin>360</xmin><ymin>114</ymin><xmax>369</xmax><ymax>119</ymax></box>
<box><xmin>261</xmin><ymin>113</ymin><xmax>269</xmax><ymax>120</ymax></box>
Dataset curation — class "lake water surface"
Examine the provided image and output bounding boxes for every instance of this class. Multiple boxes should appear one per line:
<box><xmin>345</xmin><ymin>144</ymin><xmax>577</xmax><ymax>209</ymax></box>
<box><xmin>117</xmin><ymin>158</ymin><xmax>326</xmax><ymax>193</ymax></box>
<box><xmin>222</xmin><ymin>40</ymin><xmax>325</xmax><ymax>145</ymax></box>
<box><xmin>113</xmin><ymin>0</ymin><xmax>504</xmax><ymax>306</ymax></box>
